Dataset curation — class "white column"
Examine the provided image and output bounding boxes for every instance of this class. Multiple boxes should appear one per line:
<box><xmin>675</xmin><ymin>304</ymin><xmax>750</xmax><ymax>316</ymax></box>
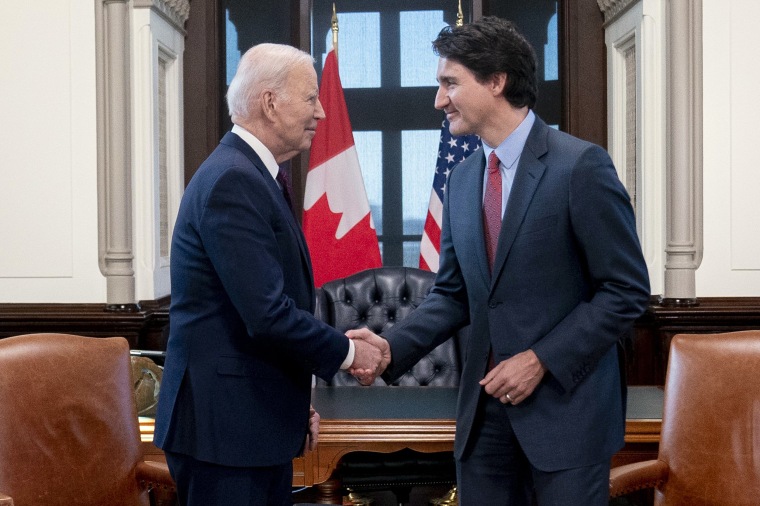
<box><xmin>97</xmin><ymin>0</ymin><xmax>137</xmax><ymax>310</ymax></box>
<box><xmin>662</xmin><ymin>0</ymin><xmax>703</xmax><ymax>304</ymax></box>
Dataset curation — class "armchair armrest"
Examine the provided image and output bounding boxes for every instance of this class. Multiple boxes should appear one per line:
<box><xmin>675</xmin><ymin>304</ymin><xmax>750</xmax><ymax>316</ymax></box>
<box><xmin>136</xmin><ymin>460</ymin><xmax>175</xmax><ymax>492</ymax></box>
<box><xmin>609</xmin><ymin>459</ymin><xmax>669</xmax><ymax>498</ymax></box>
<box><xmin>0</xmin><ymin>492</ymin><xmax>14</xmax><ymax>506</ymax></box>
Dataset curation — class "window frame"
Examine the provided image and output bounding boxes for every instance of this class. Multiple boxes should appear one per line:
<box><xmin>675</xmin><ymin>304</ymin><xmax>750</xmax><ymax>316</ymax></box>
<box><xmin>182</xmin><ymin>0</ymin><xmax>608</xmax><ymax>264</ymax></box>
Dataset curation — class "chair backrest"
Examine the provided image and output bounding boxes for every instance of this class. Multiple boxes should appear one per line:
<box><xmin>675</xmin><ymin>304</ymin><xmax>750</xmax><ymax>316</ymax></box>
<box><xmin>0</xmin><ymin>333</ymin><xmax>148</xmax><ymax>506</ymax></box>
<box><xmin>315</xmin><ymin>266</ymin><xmax>462</xmax><ymax>386</ymax></box>
<box><xmin>656</xmin><ymin>330</ymin><xmax>760</xmax><ymax>505</ymax></box>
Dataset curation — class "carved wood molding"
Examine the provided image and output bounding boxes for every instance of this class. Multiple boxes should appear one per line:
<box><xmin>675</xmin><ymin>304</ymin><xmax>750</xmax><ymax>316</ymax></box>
<box><xmin>133</xmin><ymin>0</ymin><xmax>190</xmax><ymax>32</ymax></box>
<box><xmin>597</xmin><ymin>0</ymin><xmax>640</xmax><ymax>25</ymax></box>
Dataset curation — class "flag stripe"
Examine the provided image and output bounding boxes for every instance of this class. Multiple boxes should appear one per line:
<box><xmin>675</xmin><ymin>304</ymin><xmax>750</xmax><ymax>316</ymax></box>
<box><xmin>419</xmin><ymin>119</ymin><xmax>481</xmax><ymax>272</ymax></box>
<box><xmin>419</xmin><ymin>227</ymin><xmax>439</xmax><ymax>273</ymax></box>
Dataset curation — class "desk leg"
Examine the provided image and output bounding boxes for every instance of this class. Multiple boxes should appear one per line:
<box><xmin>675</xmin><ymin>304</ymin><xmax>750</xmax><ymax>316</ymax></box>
<box><xmin>315</xmin><ymin>477</ymin><xmax>342</xmax><ymax>504</ymax></box>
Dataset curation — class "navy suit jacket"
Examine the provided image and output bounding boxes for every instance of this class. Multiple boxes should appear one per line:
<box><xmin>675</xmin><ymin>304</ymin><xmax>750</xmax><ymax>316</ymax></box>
<box><xmin>154</xmin><ymin>132</ymin><xmax>349</xmax><ymax>467</ymax></box>
<box><xmin>383</xmin><ymin>116</ymin><xmax>650</xmax><ymax>471</ymax></box>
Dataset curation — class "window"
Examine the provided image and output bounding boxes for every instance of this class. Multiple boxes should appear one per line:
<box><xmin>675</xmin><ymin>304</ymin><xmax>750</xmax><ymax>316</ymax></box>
<box><xmin>312</xmin><ymin>0</ymin><xmax>472</xmax><ymax>266</ymax></box>
<box><xmin>220</xmin><ymin>0</ymin><xmax>560</xmax><ymax>267</ymax></box>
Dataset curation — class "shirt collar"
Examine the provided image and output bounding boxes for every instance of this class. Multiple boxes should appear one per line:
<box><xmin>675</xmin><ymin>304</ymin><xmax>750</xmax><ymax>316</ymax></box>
<box><xmin>482</xmin><ymin>109</ymin><xmax>536</xmax><ymax>169</ymax></box>
<box><xmin>231</xmin><ymin>124</ymin><xmax>280</xmax><ymax>180</ymax></box>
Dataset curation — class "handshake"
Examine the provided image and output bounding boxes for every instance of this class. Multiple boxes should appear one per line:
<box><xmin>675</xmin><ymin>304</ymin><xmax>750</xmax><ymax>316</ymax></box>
<box><xmin>346</xmin><ymin>329</ymin><xmax>391</xmax><ymax>386</ymax></box>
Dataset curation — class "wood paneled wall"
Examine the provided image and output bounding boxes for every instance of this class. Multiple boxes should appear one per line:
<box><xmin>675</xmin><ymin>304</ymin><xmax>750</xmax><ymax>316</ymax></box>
<box><xmin>626</xmin><ymin>297</ymin><xmax>760</xmax><ymax>385</ymax></box>
<box><xmin>0</xmin><ymin>297</ymin><xmax>169</xmax><ymax>352</ymax></box>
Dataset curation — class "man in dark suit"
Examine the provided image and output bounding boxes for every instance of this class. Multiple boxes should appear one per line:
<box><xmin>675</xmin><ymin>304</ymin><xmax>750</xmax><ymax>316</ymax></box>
<box><xmin>349</xmin><ymin>17</ymin><xmax>650</xmax><ymax>505</ymax></box>
<box><xmin>154</xmin><ymin>43</ymin><xmax>385</xmax><ymax>506</ymax></box>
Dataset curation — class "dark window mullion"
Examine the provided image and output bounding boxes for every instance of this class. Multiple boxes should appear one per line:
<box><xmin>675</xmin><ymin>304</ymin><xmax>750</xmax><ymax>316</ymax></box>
<box><xmin>378</xmin><ymin>10</ymin><xmax>404</xmax><ymax>266</ymax></box>
<box><xmin>381</xmin><ymin>132</ymin><xmax>403</xmax><ymax>265</ymax></box>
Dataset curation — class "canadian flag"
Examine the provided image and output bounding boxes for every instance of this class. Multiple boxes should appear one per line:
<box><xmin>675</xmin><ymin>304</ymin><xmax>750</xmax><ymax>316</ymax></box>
<box><xmin>303</xmin><ymin>50</ymin><xmax>382</xmax><ymax>287</ymax></box>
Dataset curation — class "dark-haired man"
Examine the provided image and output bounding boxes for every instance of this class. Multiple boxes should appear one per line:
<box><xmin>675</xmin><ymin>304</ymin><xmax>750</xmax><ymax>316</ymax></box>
<box><xmin>349</xmin><ymin>16</ymin><xmax>650</xmax><ymax>505</ymax></box>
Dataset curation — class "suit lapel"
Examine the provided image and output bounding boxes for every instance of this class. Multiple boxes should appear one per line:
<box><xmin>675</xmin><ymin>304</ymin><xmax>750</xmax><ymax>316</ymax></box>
<box><xmin>455</xmin><ymin>150</ymin><xmax>492</xmax><ymax>290</ymax></box>
<box><xmin>490</xmin><ymin>119</ymin><xmax>549</xmax><ymax>290</ymax></box>
<box><xmin>221</xmin><ymin>133</ymin><xmax>316</xmax><ymax>298</ymax></box>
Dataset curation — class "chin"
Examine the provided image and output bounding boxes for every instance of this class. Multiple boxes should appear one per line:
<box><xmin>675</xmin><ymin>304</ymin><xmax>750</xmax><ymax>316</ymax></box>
<box><xmin>448</xmin><ymin>122</ymin><xmax>467</xmax><ymax>137</ymax></box>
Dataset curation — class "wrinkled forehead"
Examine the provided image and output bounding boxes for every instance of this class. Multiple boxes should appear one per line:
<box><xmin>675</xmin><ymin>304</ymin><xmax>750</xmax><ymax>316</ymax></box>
<box><xmin>284</xmin><ymin>61</ymin><xmax>318</xmax><ymax>95</ymax></box>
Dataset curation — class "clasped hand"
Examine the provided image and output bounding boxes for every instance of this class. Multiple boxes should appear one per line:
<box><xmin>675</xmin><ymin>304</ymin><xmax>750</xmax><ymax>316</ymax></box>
<box><xmin>345</xmin><ymin>328</ymin><xmax>391</xmax><ymax>385</ymax></box>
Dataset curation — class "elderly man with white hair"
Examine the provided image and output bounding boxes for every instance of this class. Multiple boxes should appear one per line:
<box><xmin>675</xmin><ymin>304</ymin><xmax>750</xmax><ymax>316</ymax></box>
<box><xmin>154</xmin><ymin>43</ymin><xmax>388</xmax><ymax>506</ymax></box>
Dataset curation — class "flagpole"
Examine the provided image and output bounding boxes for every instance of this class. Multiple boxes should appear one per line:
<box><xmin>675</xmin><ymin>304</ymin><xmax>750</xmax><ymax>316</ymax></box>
<box><xmin>419</xmin><ymin>1</ymin><xmax>481</xmax><ymax>273</ymax></box>
<box><xmin>331</xmin><ymin>3</ymin><xmax>339</xmax><ymax>58</ymax></box>
<box><xmin>303</xmin><ymin>5</ymin><xmax>383</xmax><ymax>286</ymax></box>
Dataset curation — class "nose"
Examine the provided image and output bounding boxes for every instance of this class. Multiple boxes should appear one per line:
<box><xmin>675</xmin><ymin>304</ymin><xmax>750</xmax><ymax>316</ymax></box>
<box><xmin>315</xmin><ymin>98</ymin><xmax>326</xmax><ymax>120</ymax></box>
<box><xmin>434</xmin><ymin>85</ymin><xmax>448</xmax><ymax>111</ymax></box>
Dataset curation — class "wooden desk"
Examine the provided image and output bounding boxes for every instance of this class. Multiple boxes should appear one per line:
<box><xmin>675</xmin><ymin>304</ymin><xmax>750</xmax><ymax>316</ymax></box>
<box><xmin>141</xmin><ymin>385</ymin><xmax>663</xmax><ymax>502</ymax></box>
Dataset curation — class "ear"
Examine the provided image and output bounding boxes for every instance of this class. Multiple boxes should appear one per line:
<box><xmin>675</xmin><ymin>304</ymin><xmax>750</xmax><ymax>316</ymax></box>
<box><xmin>489</xmin><ymin>72</ymin><xmax>508</xmax><ymax>97</ymax></box>
<box><xmin>261</xmin><ymin>89</ymin><xmax>278</xmax><ymax>121</ymax></box>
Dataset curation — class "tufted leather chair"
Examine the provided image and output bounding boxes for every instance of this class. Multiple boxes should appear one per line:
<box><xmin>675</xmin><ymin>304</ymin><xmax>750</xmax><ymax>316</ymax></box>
<box><xmin>609</xmin><ymin>330</ymin><xmax>760</xmax><ymax>504</ymax></box>
<box><xmin>315</xmin><ymin>266</ymin><xmax>462</xmax><ymax>387</ymax></box>
<box><xmin>0</xmin><ymin>333</ymin><xmax>174</xmax><ymax>506</ymax></box>
<box><xmin>314</xmin><ymin>267</ymin><xmax>463</xmax><ymax>504</ymax></box>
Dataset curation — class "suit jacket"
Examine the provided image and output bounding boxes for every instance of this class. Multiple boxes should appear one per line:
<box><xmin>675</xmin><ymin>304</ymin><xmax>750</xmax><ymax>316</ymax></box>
<box><xmin>383</xmin><ymin>116</ymin><xmax>650</xmax><ymax>472</ymax></box>
<box><xmin>154</xmin><ymin>132</ymin><xmax>349</xmax><ymax>467</ymax></box>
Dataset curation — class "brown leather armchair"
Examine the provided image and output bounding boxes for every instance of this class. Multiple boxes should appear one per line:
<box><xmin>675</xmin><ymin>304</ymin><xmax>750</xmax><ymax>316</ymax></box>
<box><xmin>0</xmin><ymin>333</ymin><xmax>175</xmax><ymax>506</ymax></box>
<box><xmin>609</xmin><ymin>330</ymin><xmax>760</xmax><ymax>504</ymax></box>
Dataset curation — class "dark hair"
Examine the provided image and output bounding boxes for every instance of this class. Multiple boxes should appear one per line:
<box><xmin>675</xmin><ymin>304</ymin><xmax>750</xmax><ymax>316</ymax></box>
<box><xmin>433</xmin><ymin>16</ymin><xmax>538</xmax><ymax>109</ymax></box>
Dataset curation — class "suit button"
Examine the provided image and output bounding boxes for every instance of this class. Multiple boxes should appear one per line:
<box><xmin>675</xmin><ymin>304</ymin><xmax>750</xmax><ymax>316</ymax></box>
<box><xmin>489</xmin><ymin>302</ymin><xmax>498</xmax><ymax>309</ymax></box>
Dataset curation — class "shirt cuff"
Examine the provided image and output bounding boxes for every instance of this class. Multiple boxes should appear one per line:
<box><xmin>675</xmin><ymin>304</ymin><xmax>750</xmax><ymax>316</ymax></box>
<box><xmin>339</xmin><ymin>338</ymin><xmax>355</xmax><ymax>370</ymax></box>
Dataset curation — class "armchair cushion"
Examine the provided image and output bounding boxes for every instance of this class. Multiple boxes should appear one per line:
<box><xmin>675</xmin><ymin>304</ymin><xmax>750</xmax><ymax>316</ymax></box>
<box><xmin>0</xmin><ymin>333</ymin><xmax>174</xmax><ymax>506</ymax></box>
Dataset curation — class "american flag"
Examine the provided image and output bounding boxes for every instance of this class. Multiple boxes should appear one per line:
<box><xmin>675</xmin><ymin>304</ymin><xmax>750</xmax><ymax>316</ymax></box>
<box><xmin>419</xmin><ymin>118</ymin><xmax>481</xmax><ymax>272</ymax></box>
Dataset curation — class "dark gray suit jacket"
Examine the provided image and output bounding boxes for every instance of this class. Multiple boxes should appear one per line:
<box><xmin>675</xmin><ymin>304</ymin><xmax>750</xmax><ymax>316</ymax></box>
<box><xmin>383</xmin><ymin>115</ymin><xmax>650</xmax><ymax>471</ymax></box>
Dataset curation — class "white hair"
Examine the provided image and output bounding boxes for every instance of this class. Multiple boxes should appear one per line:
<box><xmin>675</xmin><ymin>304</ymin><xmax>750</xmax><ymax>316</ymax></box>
<box><xmin>226</xmin><ymin>43</ymin><xmax>315</xmax><ymax>119</ymax></box>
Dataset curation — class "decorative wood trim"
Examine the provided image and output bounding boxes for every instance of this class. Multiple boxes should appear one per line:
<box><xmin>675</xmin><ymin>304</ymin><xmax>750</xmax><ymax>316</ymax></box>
<box><xmin>643</xmin><ymin>296</ymin><xmax>760</xmax><ymax>328</ymax></box>
<box><xmin>628</xmin><ymin>296</ymin><xmax>760</xmax><ymax>385</ymax></box>
<box><xmin>561</xmin><ymin>0</ymin><xmax>608</xmax><ymax>147</ymax></box>
<box><xmin>133</xmin><ymin>0</ymin><xmax>190</xmax><ymax>33</ymax></box>
<box><xmin>0</xmin><ymin>297</ymin><xmax>170</xmax><ymax>351</ymax></box>
<box><xmin>597</xmin><ymin>0</ymin><xmax>639</xmax><ymax>25</ymax></box>
<box><xmin>183</xmin><ymin>0</ymin><xmax>222</xmax><ymax>184</ymax></box>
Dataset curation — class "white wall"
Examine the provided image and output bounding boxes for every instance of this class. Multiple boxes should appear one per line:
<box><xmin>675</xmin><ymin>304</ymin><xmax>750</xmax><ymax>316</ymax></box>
<box><xmin>699</xmin><ymin>0</ymin><xmax>760</xmax><ymax>296</ymax></box>
<box><xmin>0</xmin><ymin>0</ymin><xmax>105</xmax><ymax>303</ymax></box>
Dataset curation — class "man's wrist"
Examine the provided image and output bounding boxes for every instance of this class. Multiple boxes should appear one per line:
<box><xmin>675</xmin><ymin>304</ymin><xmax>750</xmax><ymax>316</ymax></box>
<box><xmin>340</xmin><ymin>338</ymin><xmax>355</xmax><ymax>370</ymax></box>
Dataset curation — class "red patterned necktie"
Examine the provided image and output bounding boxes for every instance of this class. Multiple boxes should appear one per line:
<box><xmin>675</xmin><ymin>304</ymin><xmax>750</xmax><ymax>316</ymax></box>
<box><xmin>483</xmin><ymin>152</ymin><xmax>502</xmax><ymax>272</ymax></box>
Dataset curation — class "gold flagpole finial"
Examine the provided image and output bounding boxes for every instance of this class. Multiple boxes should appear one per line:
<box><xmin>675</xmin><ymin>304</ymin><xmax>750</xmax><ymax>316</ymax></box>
<box><xmin>331</xmin><ymin>3</ymin><xmax>339</xmax><ymax>57</ymax></box>
<box><xmin>456</xmin><ymin>0</ymin><xmax>464</xmax><ymax>27</ymax></box>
